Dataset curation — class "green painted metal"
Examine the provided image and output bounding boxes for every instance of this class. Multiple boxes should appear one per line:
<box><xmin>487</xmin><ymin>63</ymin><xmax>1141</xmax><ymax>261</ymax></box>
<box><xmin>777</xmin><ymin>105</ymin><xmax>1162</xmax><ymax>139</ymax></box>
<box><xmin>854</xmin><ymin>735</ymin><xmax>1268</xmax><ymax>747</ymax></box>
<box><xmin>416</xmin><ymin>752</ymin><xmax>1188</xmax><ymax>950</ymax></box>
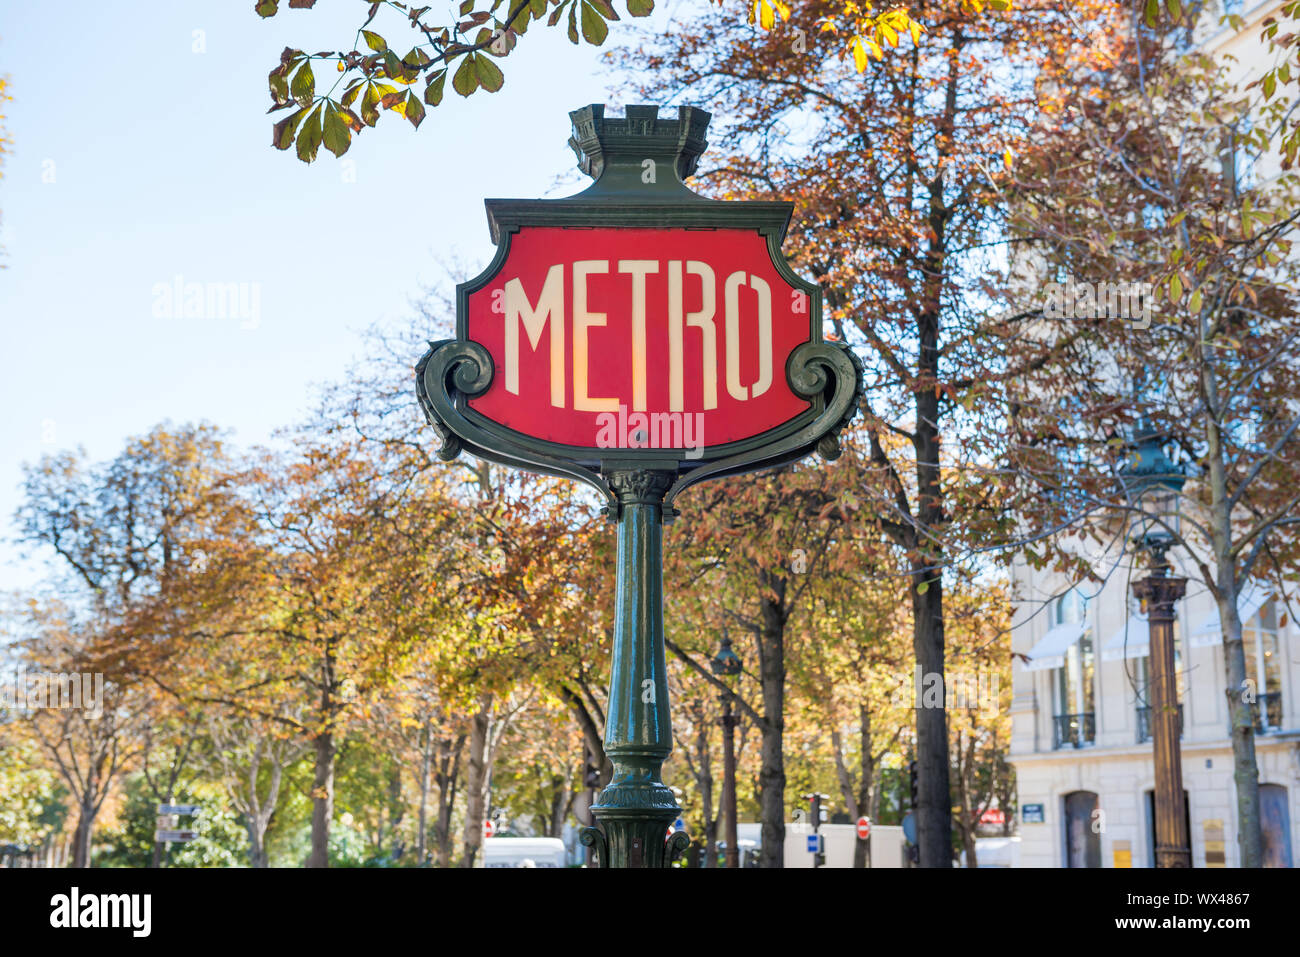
<box><xmin>415</xmin><ymin>104</ymin><xmax>863</xmax><ymax>867</ymax></box>
<box><xmin>579</xmin><ymin>470</ymin><xmax>687</xmax><ymax>868</ymax></box>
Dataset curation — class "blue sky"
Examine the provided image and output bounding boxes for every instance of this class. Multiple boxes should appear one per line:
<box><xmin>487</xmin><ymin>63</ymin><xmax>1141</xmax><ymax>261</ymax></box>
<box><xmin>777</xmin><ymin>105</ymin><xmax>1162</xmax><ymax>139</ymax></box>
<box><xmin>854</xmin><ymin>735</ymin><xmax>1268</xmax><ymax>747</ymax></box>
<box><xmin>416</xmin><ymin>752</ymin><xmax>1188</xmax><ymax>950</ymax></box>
<box><xmin>0</xmin><ymin>2</ymin><xmax>679</xmax><ymax>592</ymax></box>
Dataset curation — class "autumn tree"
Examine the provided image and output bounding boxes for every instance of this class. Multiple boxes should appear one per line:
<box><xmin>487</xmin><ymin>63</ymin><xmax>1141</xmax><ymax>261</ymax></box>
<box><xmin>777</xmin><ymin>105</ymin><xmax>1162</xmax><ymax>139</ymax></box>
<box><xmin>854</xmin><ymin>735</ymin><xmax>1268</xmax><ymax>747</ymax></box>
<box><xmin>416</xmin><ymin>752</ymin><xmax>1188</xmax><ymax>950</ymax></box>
<box><xmin>622</xmin><ymin>0</ymin><xmax>1104</xmax><ymax>866</ymax></box>
<box><xmin>1003</xmin><ymin>7</ymin><xmax>1300</xmax><ymax>866</ymax></box>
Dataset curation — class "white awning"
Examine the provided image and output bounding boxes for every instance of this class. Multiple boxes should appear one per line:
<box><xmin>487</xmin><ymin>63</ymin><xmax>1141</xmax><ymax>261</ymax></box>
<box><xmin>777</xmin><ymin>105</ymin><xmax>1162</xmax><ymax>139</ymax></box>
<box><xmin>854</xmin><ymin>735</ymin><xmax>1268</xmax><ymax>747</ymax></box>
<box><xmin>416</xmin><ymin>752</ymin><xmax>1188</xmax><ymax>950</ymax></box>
<box><xmin>1191</xmin><ymin>585</ymin><xmax>1272</xmax><ymax>648</ymax></box>
<box><xmin>1023</xmin><ymin>621</ymin><xmax>1087</xmax><ymax>671</ymax></box>
<box><xmin>1101</xmin><ymin>614</ymin><xmax>1149</xmax><ymax>661</ymax></box>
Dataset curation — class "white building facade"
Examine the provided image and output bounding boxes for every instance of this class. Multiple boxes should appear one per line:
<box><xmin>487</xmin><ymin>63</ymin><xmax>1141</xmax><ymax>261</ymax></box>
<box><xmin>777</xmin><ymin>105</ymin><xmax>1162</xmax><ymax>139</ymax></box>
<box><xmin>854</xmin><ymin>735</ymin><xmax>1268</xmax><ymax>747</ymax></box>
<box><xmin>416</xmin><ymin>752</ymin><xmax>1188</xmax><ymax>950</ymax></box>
<box><xmin>1008</xmin><ymin>551</ymin><xmax>1299</xmax><ymax>867</ymax></box>
<box><xmin>1007</xmin><ymin>0</ymin><xmax>1296</xmax><ymax>869</ymax></box>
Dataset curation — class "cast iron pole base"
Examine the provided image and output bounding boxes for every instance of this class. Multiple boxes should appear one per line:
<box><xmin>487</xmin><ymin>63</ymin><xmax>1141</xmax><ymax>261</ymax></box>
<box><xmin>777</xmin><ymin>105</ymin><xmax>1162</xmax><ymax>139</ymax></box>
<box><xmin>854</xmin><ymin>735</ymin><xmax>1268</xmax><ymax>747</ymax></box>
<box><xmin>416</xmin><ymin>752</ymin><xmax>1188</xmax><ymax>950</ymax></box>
<box><xmin>581</xmin><ymin>470</ymin><xmax>689</xmax><ymax>868</ymax></box>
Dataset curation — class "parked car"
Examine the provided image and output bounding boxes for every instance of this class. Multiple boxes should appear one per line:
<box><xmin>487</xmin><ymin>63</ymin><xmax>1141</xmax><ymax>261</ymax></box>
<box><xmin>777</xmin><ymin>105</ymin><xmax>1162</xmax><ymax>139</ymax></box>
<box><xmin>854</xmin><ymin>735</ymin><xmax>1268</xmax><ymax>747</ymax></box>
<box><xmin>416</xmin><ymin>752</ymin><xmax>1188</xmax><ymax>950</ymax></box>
<box><xmin>480</xmin><ymin>837</ymin><xmax>567</xmax><ymax>868</ymax></box>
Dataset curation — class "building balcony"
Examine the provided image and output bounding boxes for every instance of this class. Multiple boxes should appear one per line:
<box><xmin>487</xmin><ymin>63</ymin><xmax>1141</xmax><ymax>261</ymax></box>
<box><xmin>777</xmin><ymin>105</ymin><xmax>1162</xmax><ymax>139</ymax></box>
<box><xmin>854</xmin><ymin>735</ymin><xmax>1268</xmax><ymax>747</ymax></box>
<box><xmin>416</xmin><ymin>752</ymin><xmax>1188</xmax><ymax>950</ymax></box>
<box><xmin>1053</xmin><ymin>712</ymin><xmax>1096</xmax><ymax>749</ymax></box>
<box><xmin>1136</xmin><ymin>703</ymin><xmax>1183</xmax><ymax>744</ymax></box>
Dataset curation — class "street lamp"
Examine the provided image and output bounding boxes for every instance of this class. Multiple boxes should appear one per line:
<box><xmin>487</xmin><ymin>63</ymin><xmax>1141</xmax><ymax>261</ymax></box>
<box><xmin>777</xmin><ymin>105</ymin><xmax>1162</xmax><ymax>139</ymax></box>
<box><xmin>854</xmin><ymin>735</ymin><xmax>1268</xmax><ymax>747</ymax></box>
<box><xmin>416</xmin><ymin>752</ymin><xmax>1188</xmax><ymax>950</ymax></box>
<box><xmin>711</xmin><ymin>633</ymin><xmax>743</xmax><ymax>869</ymax></box>
<box><xmin>1120</xmin><ymin>420</ymin><xmax>1190</xmax><ymax>868</ymax></box>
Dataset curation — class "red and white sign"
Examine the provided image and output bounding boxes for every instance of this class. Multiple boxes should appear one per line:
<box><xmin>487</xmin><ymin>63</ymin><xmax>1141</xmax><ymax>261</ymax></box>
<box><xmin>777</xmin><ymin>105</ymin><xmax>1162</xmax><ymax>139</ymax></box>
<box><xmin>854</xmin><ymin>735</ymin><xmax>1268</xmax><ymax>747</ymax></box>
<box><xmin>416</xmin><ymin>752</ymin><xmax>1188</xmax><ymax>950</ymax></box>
<box><xmin>483</xmin><ymin>819</ymin><xmax>496</xmax><ymax>839</ymax></box>
<box><xmin>856</xmin><ymin>816</ymin><xmax>871</xmax><ymax>841</ymax></box>
<box><xmin>980</xmin><ymin>808</ymin><xmax>1005</xmax><ymax>827</ymax></box>
<box><xmin>466</xmin><ymin>227</ymin><xmax>813</xmax><ymax>450</ymax></box>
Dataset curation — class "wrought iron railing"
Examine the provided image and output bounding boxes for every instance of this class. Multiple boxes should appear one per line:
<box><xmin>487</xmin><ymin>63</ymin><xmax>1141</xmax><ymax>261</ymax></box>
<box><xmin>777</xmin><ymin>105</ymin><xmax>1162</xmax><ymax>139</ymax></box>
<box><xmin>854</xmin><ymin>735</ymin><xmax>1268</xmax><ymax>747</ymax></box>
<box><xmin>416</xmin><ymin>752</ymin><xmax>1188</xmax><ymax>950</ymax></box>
<box><xmin>1053</xmin><ymin>712</ymin><xmax>1096</xmax><ymax>749</ymax></box>
<box><xmin>1136</xmin><ymin>703</ymin><xmax>1183</xmax><ymax>743</ymax></box>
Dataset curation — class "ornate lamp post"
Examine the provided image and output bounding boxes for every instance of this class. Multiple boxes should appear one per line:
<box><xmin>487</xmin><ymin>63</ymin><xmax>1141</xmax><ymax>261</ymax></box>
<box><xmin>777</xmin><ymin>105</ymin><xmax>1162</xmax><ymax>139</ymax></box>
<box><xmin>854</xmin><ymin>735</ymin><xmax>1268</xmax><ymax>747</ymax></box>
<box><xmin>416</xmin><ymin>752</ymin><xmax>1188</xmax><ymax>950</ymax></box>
<box><xmin>1120</xmin><ymin>420</ymin><xmax>1190</xmax><ymax>868</ymax></box>
<box><xmin>711</xmin><ymin>633</ymin><xmax>743</xmax><ymax>869</ymax></box>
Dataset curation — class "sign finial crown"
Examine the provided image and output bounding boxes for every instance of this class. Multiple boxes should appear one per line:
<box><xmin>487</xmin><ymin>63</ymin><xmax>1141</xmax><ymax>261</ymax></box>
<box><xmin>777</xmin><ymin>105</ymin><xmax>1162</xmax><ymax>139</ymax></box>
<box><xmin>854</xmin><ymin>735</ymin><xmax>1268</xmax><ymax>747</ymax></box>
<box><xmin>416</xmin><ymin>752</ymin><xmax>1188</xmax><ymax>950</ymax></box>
<box><xmin>567</xmin><ymin>104</ymin><xmax>711</xmax><ymax>199</ymax></box>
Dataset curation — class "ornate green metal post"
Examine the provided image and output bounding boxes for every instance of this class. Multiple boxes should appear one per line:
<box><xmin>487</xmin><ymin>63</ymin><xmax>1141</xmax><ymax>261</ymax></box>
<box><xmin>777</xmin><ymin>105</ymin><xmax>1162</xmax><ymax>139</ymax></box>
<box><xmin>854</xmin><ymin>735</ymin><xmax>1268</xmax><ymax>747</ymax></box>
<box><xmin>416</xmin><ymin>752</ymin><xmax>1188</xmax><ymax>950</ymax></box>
<box><xmin>581</xmin><ymin>471</ymin><xmax>687</xmax><ymax>868</ymax></box>
<box><xmin>414</xmin><ymin>103</ymin><xmax>864</xmax><ymax>871</ymax></box>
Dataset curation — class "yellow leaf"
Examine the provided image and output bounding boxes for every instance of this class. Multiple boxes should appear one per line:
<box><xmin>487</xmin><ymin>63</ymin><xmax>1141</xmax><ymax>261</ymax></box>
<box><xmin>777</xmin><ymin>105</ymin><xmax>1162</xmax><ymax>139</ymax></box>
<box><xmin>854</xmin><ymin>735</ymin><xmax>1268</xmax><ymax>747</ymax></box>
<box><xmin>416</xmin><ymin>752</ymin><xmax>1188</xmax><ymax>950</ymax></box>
<box><xmin>760</xmin><ymin>0</ymin><xmax>775</xmax><ymax>30</ymax></box>
<box><xmin>880</xmin><ymin>21</ymin><xmax>899</xmax><ymax>46</ymax></box>
<box><xmin>909</xmin><ymin>19</ymin><xmax>923</xmax><ymax>44</ymax></box>
<box><xmin>1003</xmin><ymin>146</ymin><xmax>1013</xmax><ymax>169</ymax></box>
<box><xmin>851</xmin><ymin>36</ymin><xmax>867</xmax><ymax>72</ymax></box>
<box><xmin>868</xmin><ymin>38</ymin><xmax>884</xmax><ymax>60</ymax></box>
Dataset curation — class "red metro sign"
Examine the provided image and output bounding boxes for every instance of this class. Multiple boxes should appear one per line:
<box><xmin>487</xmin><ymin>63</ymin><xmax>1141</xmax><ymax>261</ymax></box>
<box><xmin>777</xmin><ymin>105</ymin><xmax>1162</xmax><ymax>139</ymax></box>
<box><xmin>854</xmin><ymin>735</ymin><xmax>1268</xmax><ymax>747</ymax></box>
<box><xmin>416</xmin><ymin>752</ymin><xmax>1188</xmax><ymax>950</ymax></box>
<box><xmin>467</xmin><ymin>227</ymin><xmax>812</xmax><ymax>451</ymax></box>
<box><xmin>417</xmin><ymin>105</ymin><xmax>861</xmax><ymax>517</ymax></box>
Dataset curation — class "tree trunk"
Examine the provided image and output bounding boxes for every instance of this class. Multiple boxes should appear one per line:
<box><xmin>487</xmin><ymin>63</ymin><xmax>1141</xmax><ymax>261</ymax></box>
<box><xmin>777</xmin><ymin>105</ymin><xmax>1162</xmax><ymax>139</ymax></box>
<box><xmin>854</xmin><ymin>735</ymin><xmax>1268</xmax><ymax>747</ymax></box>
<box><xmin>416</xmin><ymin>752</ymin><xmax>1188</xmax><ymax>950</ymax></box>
<box><xmin>307</xmin><ymin>729</ymin><xmax>336</xmax><ymax>868</ymax></box>
<box><xmin>1218</xmin><ymin>587</ymin><xmax>1263</xmax><ymax>867</ymax></box>
<box><xmin>72</xmin><ymin>801</ymin><xmax>94</xmax><ymax>868</ymax></box>
<box><xmin>698</xmin><ymin>720</ymin><xmax>716</xmax><ymax>868</ymax></box>
<box><xmin>416</xmin><ymin>719</ymin><xmax>432</xmax><ymax>864</ymax></box>
<box><xmin>913</xmin><ymin>568</ymin><xmax>952</xmax><ymax>867</ymax></box>
<box><xmin>434</xmin><ymin>733</ymin><xmax>465</xmax><ymax>868</ymax></box>
<box><xmin>245</xmin><ymin>819</ymin><xmax>269</xmax><ymax>868</ymax></box>
<box><xmin>460</xmin><ymin>695</ymin><xmax>492</xmax><ymax>868</ymax></box>
<box><xmin>548</xmin><ymin>775</ymin><xmax>571</xmax><ymax>838</ymax></box>
<box><xmin>757</xmin><ymin>574</ymin><xmax>787</xmax><ymax>869</ymax></box>
<box><xmin>1199</xmin><ymin>266</ymin><xmax>1263</xmax><ymax>867</ymax></box>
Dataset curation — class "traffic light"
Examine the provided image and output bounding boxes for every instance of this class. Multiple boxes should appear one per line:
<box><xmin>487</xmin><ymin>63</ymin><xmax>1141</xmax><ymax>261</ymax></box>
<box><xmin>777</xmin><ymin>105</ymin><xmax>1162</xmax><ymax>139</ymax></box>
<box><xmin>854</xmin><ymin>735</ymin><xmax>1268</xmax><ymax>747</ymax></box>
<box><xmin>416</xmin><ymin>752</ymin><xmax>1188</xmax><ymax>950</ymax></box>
<box><xmin>908</xmin><ymin>760</ymin><xmax>918</xmax><ymax>811</ymax></box>
<box><xmin>805</xmin><ymin>793</ymin><xmax>828</xmax><ymax>866</ymax></box>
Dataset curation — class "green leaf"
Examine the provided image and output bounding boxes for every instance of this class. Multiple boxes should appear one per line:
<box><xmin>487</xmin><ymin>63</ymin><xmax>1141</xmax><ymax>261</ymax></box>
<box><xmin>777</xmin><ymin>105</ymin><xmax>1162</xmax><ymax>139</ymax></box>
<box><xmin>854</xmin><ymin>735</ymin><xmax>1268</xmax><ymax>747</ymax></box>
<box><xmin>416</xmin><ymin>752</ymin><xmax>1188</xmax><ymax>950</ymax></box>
<box><xmin>361</xmin><ymin>30</ymin><xmax>387</xmax><ymax>53</ymax></box>
<box><xmin>475</xmin><ymin>54</ymin><xmax>504</xmax><ymax>92</ymax></box>
<box><xmin>1263</xmin><ymin>72</ymin><xmax>1276</xmax><ymax>99</ymax></box>
<box><xmin>321</xmin><ymin>104</ymin><xmax>352</xmax><ymax>157</ymax></box>
<box><xmin>625</xmin><ymin>0</ymin><xmax>653</xmax><ymax>15</ymax></box>
<box><xmin>404</xmin><ymin>47</ymin><xmax>432</xmax><ymax>69</ymax></box>
<box><xmin>361</xmin><ymin>83</ymin><xmax>382</xmax><ymax>126</ymax></box>
<box><xmin>588</xmin><ymin>0</ymin><xmax>619</xmax><ymax>19</ymax></box>
<box><xmin>341</xmin><ymin>78</ymin><xmax>365</xmax><ymax>108</ymax></box>
<box><xmin>290</xmin><ymin>60</ymin><xmax>315</xmax><ymax>107</ymax></box>
<box><xmin>1166</xmin><ymin>0</ymin><xmax>1182</xmax><ymax>21</ymax></box>
<box><xmin>459</xmin><ymin>0</ymin><xmax>475</xmax><ymax>12</ymax></box>
<box><xmin>295</xmin><ymin>104</ymin><xmax>325</xmax><ymax>163</ymax></box>
<box><xmin>567</xmin><ymin>2</ymin><xmax>579</xmax><ymax>42</ymax></box>
<box><xmin>256</xmin><ymin>0</ymin><xmax>279</xmax><ymax>18</ymax></box>
<box><xmin>580</xmin><ymin>1</ymin><xmax>609</xmax><ymax>43</ymax></box>
<box><xmin>404</xmin><ymin>90</ymin><xmax>426</xmax><ymax>129</ymax></box>
<box><xmin>384</xmin><ymin>50</ymin><xmax>414</xmax><ymax>83</ymax></box>
<box><xmin>1169</xmin><ymin>273</ymin><xmax>1183</xmax><ymax>302</ymax></box>
<box><xmin>272</xmin><ymin>108</ymin><xmax>307</xmax><ymax>150</ymax></box>
<box><xmin>424</xmin><ymin>70</ymin><xmax>447</xmax><ymax>106</ymax></box>
<box><xmin>530</xmin><ymin>0</ymin><xmax>548</xmax><ymax>15</ymax></box>
<box><xmin>452</xmin><ymin>56</ymin><xmax>479</xmax><ymax>96</ymax></box>
<box><xmin>916</xmin><ymin>581</ymin><xmax>929</xmax><ymax>595</ymax></box>
<box><xmin>1188</xmin><ymin>288</ymin><xmax>1202</xmax><ymax>313</ymax></box>
<box><xmin>1144</xmin><ymin>0</ymin><xmax>1159</xmax><ymax>26</ymax></box>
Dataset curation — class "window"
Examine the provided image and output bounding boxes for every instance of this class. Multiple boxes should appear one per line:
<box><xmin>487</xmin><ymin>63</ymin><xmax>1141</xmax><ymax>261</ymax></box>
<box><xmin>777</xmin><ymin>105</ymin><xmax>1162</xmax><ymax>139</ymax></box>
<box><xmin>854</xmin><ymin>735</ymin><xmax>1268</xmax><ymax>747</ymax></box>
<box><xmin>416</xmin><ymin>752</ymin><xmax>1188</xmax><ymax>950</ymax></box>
<box><xmin>1244</xmin><ymin>601</ymin><xmax>1283</xmax><ymax>732</ymax></box>
<box><xmin>1053</xmin><ymin>589</ymin><xmax>1095</xmax><ymax>748</ymax></box>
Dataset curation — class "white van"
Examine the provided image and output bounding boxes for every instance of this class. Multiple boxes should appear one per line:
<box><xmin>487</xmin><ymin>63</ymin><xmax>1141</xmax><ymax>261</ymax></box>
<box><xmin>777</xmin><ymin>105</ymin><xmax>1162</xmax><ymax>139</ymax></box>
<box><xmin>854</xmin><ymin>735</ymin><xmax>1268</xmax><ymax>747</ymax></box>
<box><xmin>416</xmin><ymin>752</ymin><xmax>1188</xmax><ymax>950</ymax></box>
<box><xmin>480</xmin><ymin>837</ymin><xmax>568</xmax><ymax>868</ymax></box>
